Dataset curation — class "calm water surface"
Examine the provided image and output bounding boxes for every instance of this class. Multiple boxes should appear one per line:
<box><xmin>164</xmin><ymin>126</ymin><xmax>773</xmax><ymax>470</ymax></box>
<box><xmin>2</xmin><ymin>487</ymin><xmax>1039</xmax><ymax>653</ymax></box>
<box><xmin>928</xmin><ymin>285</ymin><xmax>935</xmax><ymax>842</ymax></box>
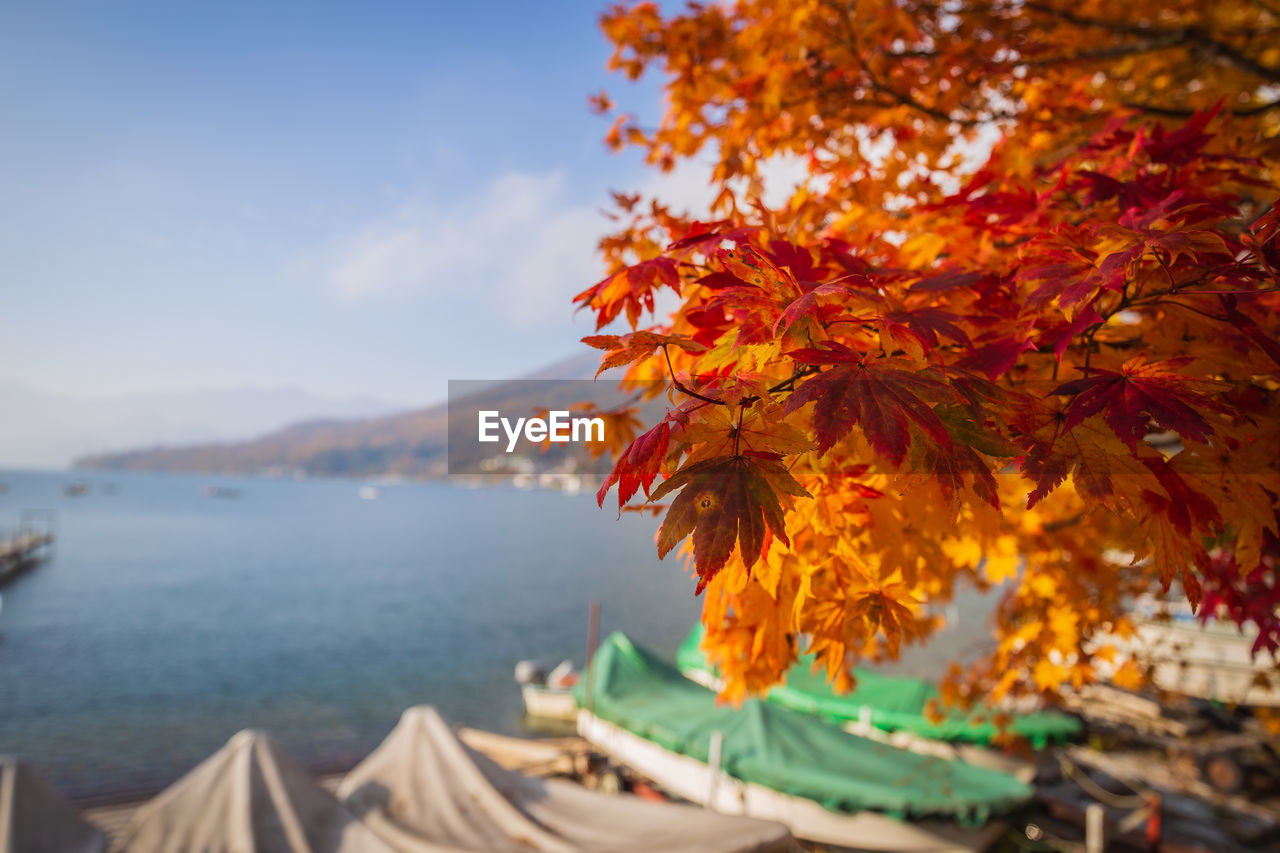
<box><xmin>0</xmin><ymin>469</ymin><xmax>703</xmax><ymax>799</ymax></box>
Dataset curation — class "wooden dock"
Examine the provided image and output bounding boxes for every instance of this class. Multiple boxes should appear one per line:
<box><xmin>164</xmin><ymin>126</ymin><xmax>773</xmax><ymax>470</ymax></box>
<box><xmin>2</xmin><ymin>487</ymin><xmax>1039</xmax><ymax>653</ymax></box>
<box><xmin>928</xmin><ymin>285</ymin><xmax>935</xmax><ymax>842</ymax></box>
<box><xmin>0</xmin><ymin>530</ymin><xmax>53</xmax><ymax>585</ymax></box>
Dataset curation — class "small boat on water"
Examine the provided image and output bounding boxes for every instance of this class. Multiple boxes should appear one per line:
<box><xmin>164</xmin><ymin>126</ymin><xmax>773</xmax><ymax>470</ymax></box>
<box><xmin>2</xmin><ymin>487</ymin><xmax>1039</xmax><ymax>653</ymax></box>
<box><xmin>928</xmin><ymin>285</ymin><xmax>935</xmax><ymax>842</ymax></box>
<box><xmin>515</xmin><ymin>659</ymin><xmax>580</xmax><ymax>721</ymax></box>
<box><xmin>357</xmin><ymin>485</ymin><xmax>381</xmax><ymax>500</ymax></box>
<box><xmin>202</xmin><ymin>485</ymin><xmax>241</xmax><ymax>499</ymax></box>
<box><xmin>63</xmin><ymin>482</ymin><xmax>89</xmax><ymax>497</ymax></box>
<box><xmin>578</xmin><ymin>632</ymin><xmax>1032</xmax><ymax>852</ymax></box>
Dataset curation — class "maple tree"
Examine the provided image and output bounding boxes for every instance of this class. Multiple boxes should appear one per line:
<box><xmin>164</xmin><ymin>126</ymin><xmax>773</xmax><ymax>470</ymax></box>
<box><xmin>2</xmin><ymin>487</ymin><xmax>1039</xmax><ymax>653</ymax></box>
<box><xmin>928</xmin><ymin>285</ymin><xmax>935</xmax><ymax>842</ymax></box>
<box><xmin>576</xmin><ymin>0</ymin><xmax>1280</xmax><ymax>704</ymax></box>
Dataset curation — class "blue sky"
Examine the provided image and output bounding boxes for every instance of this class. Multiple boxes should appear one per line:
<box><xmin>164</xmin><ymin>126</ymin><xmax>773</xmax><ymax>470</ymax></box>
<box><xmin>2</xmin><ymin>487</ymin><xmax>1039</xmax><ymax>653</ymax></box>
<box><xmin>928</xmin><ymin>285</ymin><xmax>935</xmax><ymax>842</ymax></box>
<box><xmin>0</xmin><ymin>1</ymin><xmax>682</xmax><ymax>407</ymax></box>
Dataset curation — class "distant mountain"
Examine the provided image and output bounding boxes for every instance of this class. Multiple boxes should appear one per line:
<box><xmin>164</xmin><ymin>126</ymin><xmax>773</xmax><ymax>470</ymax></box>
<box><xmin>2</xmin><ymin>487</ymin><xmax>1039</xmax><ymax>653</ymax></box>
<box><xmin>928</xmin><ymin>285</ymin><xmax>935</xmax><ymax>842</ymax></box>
<box><xmin>72</xmin><ymin>352</ymin><xmax>614</xmax><ymax>479</ymax></box>
<box><xmin>0</xmin><ymin>382</ymin><xmax>403</xmax><ymax>470</ymax></box>
<box><xmin>76</xmin><ymin>406</ymin><xmax>454</xmax><ymax>478</ymax></box>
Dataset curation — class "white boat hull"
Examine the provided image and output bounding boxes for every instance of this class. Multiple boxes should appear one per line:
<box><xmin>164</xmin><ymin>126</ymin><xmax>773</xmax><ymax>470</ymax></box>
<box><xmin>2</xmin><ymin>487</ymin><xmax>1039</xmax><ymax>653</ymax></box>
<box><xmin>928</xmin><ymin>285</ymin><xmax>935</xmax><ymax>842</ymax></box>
<box><xmin>521</xmin><ymin>684</ymin><xmax>579</xmax><ymax>721</ymax></box>
<box><xmin>578</xmin><ymin>710</ymin><xmax>1005</xmax><ymax>853</ymax></box>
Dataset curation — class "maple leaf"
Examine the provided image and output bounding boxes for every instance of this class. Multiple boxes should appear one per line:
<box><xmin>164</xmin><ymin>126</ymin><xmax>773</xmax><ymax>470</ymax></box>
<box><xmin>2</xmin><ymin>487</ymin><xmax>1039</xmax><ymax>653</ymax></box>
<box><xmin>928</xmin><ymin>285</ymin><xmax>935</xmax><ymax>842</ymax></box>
<box><xmin>1170</xmin><ymin>437</ymin><xmax>1280</xmax><ymax>571</ymax></box>
<box><xmin>667</xmin><ymin>221</ymin><xmax>759</xmax><ymax>256</ymax></box>
<box><xmin>678</xmin><ymin>405</ymin><xmax>815</xmax><ymax>461</ymax></box>
<box><xmin>1054</xmin><ymin>358</ymin><xmax>1218</xmax><ymax>449</ymax></box>
<box><xmin>596</xmin><ymin>420</ymin><xmax>672</xmax><ymax>510</ymax></box>
<box><xmin>883</xmin><ymin>305</ymin><xmax>970</xmax><ymax>348</ymax></box>
<box><xmin>587</xmin><ymin>90</ymin><xmax>613</xmax><ymax>114</ymax></box>
<box><xmin>1222</xmin><ymin>295</ymin><xmax>1280</xmax><ymax>369</ymax></box>
<box><xmin>786</xmin><ymin>344</ymin><xmax>955</xmax><ymax>464</ymax></box>
<box><xmin>772</xmin><ymin>282</ymin><xmax>849</xmax><ymax>336</ymax></box>
<box><xmin>907</xmin><ymin>405</ymin><xmax>1018</xmax><ymax>508</ymax></box>
<box><xmin>574</xmin><ymin>257</ymin><xmax>682</xmax><ymax>330</ymax></box>
<box><xmin>650</xmin><ymin>455</ymin><xmax>810</xmax><ymax>591</ymax></box>
<box><xmin>1132</xmin><ymin>505</ymin><xmax>1209</xmax><ymax>608</ymax></box>
<box><xmin>1018</xmin><ymin>248</ymin><xmax>1096</xmax><ymax>308</ymax></box>
<box><xmin>908</xmin><ymin>270</ymin><xmax>984</xmax><ymax>293</ymax></box>
<box><xmin>848</xmin><ymin>585</ymin><xmax>920</xmax><ymax>659</ymax></box>
<box><xmin>716</xmin><ymin>243</ymin><xmax>799</xmax><ymax>300</ymax></box>
<box><xmin>1016</xmin><ymin>396</ymin><xmax>1169</xmax><ymax>510</ymax></box>
<box><xmin>961</xmin><ymin>332</ymin><xmax>1038</xmax><ymax>379</ymax></box>
<box><xmin>581</xmin><ymin>330</ymin><xmax>705</xmax><ymax>377</ymax></box>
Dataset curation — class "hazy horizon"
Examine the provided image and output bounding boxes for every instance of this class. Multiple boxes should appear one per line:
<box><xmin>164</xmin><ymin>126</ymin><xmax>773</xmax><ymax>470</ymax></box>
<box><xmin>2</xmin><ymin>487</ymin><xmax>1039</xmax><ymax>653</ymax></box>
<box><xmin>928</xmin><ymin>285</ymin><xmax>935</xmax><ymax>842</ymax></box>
<box><xmin>0</xmin><ymin>379</ymin><xmax>405</xmax><ymax>469</ymax></box>
<box><xmin>0</xmin><ymin>347</ymin><xmax>600</xmax><ymax>469</ymax></box>
<box><xmin>0</xmin><ymin>1</ymin><xmax>681</xmax><ymax>428</ymax></box>
<box><xmin>0</xmin><ymin>0</ymin><xmax>695</xmax><ymax>470</ymax></box>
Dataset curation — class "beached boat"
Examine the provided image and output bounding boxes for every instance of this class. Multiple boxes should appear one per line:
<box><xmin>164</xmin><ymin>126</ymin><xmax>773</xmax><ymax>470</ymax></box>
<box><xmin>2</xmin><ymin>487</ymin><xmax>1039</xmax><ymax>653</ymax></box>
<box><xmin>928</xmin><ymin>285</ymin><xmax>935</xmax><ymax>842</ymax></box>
<box><xmin>1093</xmin><ymin>598</ymin><xmax>1280</xmax><ymax>707</ymax></box>
<box><xmin>338</xmin><ymin>705</ymin><xmax>794</xmax><ymax>852</ymax></box>
<box><xmin>579</xmin><ymin>632</ymin><xmax>1032</xmax><ymax>852</ymax></box>
<box><xmin>676</xmin><ymin>624</ymin><xmax>1077</xmax><ymax>776</ymax></box>
<box><xmin>123</xmin><ymin>729</ymin><xmax>394</xmax><ymax>852</ymax></box>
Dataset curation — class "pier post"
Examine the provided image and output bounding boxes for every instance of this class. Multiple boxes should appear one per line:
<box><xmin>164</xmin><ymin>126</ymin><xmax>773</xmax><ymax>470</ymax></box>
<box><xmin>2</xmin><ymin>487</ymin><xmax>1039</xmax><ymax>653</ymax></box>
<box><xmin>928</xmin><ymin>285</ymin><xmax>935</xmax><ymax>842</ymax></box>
<box><xmin>583</xmin><ymin>601</ymin><xmax>601</xmax><ymax>714</ymax></box>
<box><xmin>1085</xmin><ymin>803</ymin><xmax>1105</xmax><ymax>853</ymax></box>
<box><xmin>706</xmin><ymin>730</ymin><xmax>724</xmax><ymax>811</ymax></box>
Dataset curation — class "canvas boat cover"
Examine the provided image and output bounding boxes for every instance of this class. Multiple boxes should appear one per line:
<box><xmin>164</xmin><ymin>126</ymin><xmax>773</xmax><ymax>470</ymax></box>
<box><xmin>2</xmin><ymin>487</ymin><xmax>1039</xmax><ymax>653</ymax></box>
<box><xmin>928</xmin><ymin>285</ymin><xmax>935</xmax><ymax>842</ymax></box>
<box><xmin>336</xmin><ymin>705</ymin><xmax>792</xmax><ymax>853</ymax></box>
<box><xmin>0</xmin><ymin>757</ymin><xmax>106</xmax><ymax>853</ymax></box>
<box><xmin>677</xmin><ymin>624</ymin><xmax>1080</xmax><ymax>748</ymax></box>
<box><xmin>123</xmin><ymin>730</ymin><xmax>396</xmax><ymax>853</ymax></box>
<box><xmin>584</xmin><ymin>632</ymin><xmax>1032</xmax><ymax>825</ymax></box>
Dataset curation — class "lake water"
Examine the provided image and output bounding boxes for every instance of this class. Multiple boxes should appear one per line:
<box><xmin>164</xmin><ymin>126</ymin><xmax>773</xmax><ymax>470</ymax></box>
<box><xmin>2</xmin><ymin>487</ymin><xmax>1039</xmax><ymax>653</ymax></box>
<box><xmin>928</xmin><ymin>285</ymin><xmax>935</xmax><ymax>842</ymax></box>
<box><xmin>0</xmin><ymin>469</ymin><xmax>704</xmax><ymax>801</ymax></box>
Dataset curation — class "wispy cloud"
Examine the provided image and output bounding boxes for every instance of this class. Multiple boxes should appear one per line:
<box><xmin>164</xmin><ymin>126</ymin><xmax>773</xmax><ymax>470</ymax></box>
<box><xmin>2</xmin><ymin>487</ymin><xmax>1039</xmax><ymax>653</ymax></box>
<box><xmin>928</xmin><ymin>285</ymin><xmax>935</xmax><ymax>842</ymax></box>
<box><xmin>324</xmin><ymin>153</ymin><xmax>815</xmax><ymax>330</ymax></box>
<box><xmin>327</xmin><ymin>171</ymin><xmax>606</xmax><ymax>327</ymax></box>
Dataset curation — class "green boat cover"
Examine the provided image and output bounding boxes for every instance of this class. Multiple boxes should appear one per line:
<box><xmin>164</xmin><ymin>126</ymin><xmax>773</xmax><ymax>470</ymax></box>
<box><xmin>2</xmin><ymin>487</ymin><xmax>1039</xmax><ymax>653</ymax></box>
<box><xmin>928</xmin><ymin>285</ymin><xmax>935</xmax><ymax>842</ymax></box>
<box><xmin>580</xmin><ymin>632</ymin><xmax>1031</xmax><ymax>825</ymax></box>
<box><xmin>676</xmin><ymin>625</ymin><xmax>1080</xmax><ymax>748</ymax></box>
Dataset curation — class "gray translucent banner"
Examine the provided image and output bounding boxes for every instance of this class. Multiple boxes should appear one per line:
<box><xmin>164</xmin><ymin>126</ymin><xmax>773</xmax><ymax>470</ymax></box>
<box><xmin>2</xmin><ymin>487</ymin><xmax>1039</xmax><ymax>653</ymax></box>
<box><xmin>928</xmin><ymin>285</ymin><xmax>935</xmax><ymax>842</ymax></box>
<box><xmin>447</xmin><ymin>379</ymin><xmax>668</xmax><ymax>479</ymax></box>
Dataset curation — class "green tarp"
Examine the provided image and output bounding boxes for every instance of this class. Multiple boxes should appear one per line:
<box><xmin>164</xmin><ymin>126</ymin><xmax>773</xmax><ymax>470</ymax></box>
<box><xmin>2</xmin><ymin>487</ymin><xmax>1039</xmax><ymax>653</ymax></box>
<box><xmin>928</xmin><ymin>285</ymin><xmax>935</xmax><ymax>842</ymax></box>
<box><xmin>580</xmin><ymin>632</ymin><xmax>1031</xmax><ymax>824</ymax></box>
<box><xmin>676</xmin><ymin>625</ymin><xmax>1080</xmax><ymax>748</ymax></box>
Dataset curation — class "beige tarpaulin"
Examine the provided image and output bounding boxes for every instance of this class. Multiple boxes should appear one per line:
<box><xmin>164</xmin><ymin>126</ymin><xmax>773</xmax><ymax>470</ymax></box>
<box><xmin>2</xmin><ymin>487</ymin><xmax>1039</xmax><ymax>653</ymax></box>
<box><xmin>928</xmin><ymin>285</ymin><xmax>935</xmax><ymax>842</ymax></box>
<box><xmin>122</xmin><ymin>730</ymin><xmax>396</xmax><ymax>853</ymax></box>
<box><xmin>0</xmin><ymin>757</ymin><xmax>106</xmax><ymax>853</ymax></box>
<box><xmin>337</xmin><ymin>706</ymin><xmax>793</xmax><ymax>853</ymax></box>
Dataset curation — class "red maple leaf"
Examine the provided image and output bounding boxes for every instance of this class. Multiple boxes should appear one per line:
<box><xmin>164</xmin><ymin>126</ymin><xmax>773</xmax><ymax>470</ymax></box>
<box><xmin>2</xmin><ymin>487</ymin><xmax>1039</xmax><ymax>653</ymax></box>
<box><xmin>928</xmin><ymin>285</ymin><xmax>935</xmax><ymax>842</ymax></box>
<box><xmin>597</xmin><ymin>420</ymin><xmax>672</xmax><ymax>510</ymax></box>
<box><xmin>650</xmin><ymin>454</ymin><xmax>810</xmax><ymax>591</ymax></box>
<box><xmin>574</xmin><ymin>257</ymin><xmax>682</xmax><ymax>329</ymax></box>
<box><xmin>786</xmin><ymin>344</ymin><xmax>955</xmax><ymax>464</ymax></box>
<box><xmin>1054</xmin><ymin>357</ymin><xmax>1217</xmax><ymax>448</ymax></box>
<box><xmin>581</xmin><ymin>330</ymin><xmax>705</xmax><ymax>377</ymax></box>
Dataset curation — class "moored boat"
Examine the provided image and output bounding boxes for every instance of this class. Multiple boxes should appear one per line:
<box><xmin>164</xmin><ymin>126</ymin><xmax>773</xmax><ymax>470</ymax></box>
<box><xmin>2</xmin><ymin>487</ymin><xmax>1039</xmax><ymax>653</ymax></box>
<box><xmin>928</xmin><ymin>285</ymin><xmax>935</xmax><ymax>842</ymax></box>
<box><xmin>516</xmin><ymin>658</ymin><xmax>581</xmax><ymax>721</ymax></box>
<box><xmin>676</xmin><ymin>624</ymin><xmax>1077</xmax><ymax>779</ymax></box>
<box><xmin>579</xmin><ymin>632</ymin><xmax>1032</xmax><ymax>852</ymax></box>
<box><xmin>338</xmin><ymin>705</ymin><xmax>794</xmax><ymax>853</ymax></box>
<box><xmin>0</xmin><ymin>756</ymin><xmax>106</xmax><ymax>853</ymax></box>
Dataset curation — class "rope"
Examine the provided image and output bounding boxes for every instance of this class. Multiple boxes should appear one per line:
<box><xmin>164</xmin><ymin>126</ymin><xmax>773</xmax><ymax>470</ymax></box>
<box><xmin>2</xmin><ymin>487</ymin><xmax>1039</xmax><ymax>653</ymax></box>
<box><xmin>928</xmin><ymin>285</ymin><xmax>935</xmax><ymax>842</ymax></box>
<box><xmin>1057</xmin><ymin>755</ymin><xmax>1152</xmax><ymax>809</ymax></box>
